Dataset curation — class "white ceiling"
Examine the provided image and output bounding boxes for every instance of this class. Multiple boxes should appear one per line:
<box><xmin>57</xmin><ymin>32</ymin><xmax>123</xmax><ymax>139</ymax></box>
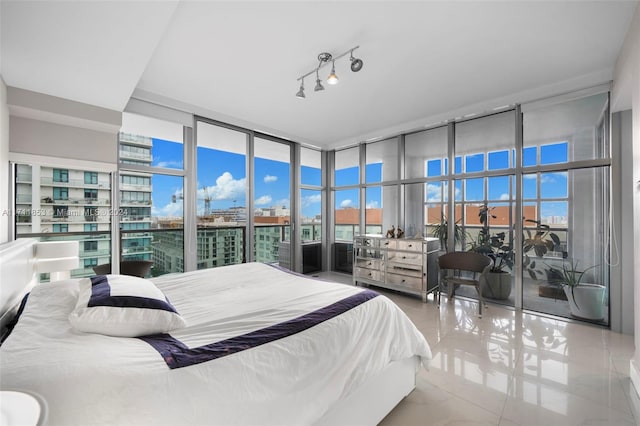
<box><xmin>1</xmin><ymin>1</ymin><xmax>637</xmax><ymax>149</ymax></box>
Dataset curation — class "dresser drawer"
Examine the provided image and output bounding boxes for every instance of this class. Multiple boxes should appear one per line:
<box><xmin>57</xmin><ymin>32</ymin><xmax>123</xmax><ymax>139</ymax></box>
<box><xmin>386</xmin><ymin>273</ymin><xmax>423</xmax><ymax>291</ymax></box>
<box><xmin>396</xmin><ymin>240</ymin><xmax>421</xmax><ymax>252</ymax></box>
<box><xmin>355</xmin><ymin>258</ymin><xmax>384</xmax><ymax>270</ymax></box>
<box><xmin>388</xmin><ymin>262</ymin><xmax>423</xmax><ymax>278</ymax></box>
<box><xmin>354</xmin><ymin>267</ymin><xmax>383</xmax><ymax>282</ymax></box>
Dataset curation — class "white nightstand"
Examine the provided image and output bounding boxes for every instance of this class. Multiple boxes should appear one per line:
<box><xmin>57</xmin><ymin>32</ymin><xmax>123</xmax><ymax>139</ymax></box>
<box><xmin>0</xmin><ymin>390</ymin><xmax>47</xmax><ymax>426</ymax></box>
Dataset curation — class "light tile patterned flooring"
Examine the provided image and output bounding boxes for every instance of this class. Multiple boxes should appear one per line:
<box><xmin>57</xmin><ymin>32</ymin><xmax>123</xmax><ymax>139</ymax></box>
<box><xmin>313</xmin><ymin>272</ymin><xmax>639</xmax><ymax>426</ymax></box>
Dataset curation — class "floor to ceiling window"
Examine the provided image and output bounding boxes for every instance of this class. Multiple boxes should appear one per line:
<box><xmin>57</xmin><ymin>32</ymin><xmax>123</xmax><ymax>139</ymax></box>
<box><xmin>521</xmin><ymin>92</ymin><xmax>610</xmax><ymax>325</ymax></box>
<box><xmin>365</xmin><ymin>138</ymin><xmax>399</xmax><ymax>235</ymax></box>
<box><xmin>452</xmin><ymin>110</ymin><xmax>516</xmax><ymax>307</ymax></box>
<box><xmin>253</xmin><ymin>137</ymin><xmax>291</xmax><ymax>265</ymax></box>
<box><xmin>405</xmin><ymin>125</ymin><xmax>449</xmax><ymax>246</ymax></box>
<box><xmin>300</xmin><ymin>147</ymin><xmax>323</xmax><ymax>273</ymax></box>
<box><xmin>15</xmin><ymin>163</ymin><xmax>112</xmax><ymax>281</ymax></box>
<box><xmin>332</xmin><ymin>88</ymin><xmax>611</xmax><ymax>325</ymax></box>
<box><xmin>119</xmin><ymin>113</ymin><xmax>185</xmax><ymax>277</ymax></box>
<box><xmin>333</xmin><ymin>146</ymin><xmax>359</xmax><ymax>273</ymax></box>
<box><xmin>195</xmin><ymin>120</ymin><xmax>247</xmax><ymax>269</ymax></box>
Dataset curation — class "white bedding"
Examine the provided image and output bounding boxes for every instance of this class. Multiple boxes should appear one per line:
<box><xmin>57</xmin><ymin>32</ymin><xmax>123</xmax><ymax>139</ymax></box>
<box><xmin>0</xmin><ymin>263</ymin><xmax>431</xmax><ymax>426</ymax></box>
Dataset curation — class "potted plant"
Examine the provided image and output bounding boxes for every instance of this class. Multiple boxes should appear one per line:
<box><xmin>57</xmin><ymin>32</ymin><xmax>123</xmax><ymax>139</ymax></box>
<box><xmin>547</xmin><ymin>259</ymin><xmax>605</xmax><ymax>321</ymax></box>
<box><xmin>473</xmin><ymin>204</ymin><xmax>513</xmax><ymax>300</ymax></box>
<box><xmin>430</xmin><ymin>214</ymin><xmax>465</xmax><ymax>252</ymax></box>
<box><xmin>522</xmin><ymin>218</ymin><xmax>568</xmax><ymax>299</ymax></box>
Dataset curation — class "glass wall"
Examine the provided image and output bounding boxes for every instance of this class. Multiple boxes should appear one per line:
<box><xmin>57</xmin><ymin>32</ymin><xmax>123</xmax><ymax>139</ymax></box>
<box><xmin>196</xmin><ymin>121</ymin><xmax>247</xmax><ymax>269</ymax></box>
<box><xmin>119</xmin><ymin>113</ymin><xmax>186</xmax><ymax>277</ymax></box>
<box><xmin>301</xmin><ymin>147</ymin><xmax>322</xmax><ymax>242</ymax></box>
<box><xmin>300</xmin><ymin>147</ymin><xmax>323</xmax><ymax>273</ymax></box>
<box><xmin>522</xmin><ymin>92</ymin><xmax>610</xmax><ymax>325</ymax></box>
<box><xmin>405</xmin><ymin>126</ymin><xmax>448</xmax><ymax>242</ymax></box>
<box><xmin>334</xmin><ymin>147</ymin><xmax>360</xmax><ymax>242</ymax></box>
<box><xmin>365</xmin><ymin>138</ymin><xmax>398</xmax><ymax>235</ymax></box>
<box><xmin>15</xmin><ymin>163</ymin><xmax>112</xmax><ymax>281</ymax></box>
<box><xmin>451</xmin><ymin>111</ymin><xmax>516</xmax><ymax>306</ymax></box>
<box><xmin>253</xmin><ymin>137</ymin><xmax>291</xmax><ymax>264</ymax></box>
<box><xmin>330</xmin><ymin>89</ymin><xmax>610</xmax><ymax>325</ymax></box>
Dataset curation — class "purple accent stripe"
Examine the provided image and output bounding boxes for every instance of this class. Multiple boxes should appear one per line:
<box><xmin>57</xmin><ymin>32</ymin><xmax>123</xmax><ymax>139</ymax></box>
<box><xmin>89</xmin><ymin>276</ymin><xmax>178</xmax><ymax>313</ymax></box>
<box><xmin>139</xmin><ymin>289</ymin><xmax>379</xmax><ymax>369</ymax></box>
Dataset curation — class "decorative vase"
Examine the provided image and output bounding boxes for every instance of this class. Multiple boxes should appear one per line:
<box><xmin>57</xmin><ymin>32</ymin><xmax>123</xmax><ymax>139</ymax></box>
<box><xmin>481</xmin><ymin>272</ymin><xmax>511</xmax><ymax>300</ymax></box>
<box><xmin>563</xmin><ymin>283</ymin><xmax>606</xmax><ymax>321</ymax></box>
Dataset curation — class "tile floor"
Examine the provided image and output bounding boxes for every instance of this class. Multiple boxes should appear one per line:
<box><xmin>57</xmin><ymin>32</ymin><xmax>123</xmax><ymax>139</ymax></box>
<box><xmin>314</xmin><ymin>271</ymin><xmax>639</xmax><ymax>426</ymax></box>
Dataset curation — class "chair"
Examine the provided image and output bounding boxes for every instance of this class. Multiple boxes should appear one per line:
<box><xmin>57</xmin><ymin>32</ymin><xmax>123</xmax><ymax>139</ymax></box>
<box><xmin>93</xmin><ymin>260</ymin><xmax>154</xmax><ymax>278</ymax></box>
<box><xmin>437</xmin><ymin>252</ymin><xmax>491</xmax><ymax>317</ymax></box>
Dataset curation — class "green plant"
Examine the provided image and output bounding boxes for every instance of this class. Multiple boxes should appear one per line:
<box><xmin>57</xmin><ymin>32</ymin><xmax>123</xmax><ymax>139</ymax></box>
<box><xmin>430</xmin><ymin>214</ymin><xmax>465</xmax><ymax>251</ymax></box>
<box><xmin>547</xmin><ymin>259</ymin><xmax>597</xmax><ymax>309</ymax></box>
<box><xmin>523</xmin><ymin>218</ymin><xmax>567</xmax><ymax>280</ymax></box>
<box><xmin>471</xmin><ymin>203</ymin><xmax>514</xmax><ymax>273</ymax></box>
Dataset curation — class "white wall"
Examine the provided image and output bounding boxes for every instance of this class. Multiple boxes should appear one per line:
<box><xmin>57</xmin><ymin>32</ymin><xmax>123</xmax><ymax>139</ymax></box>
<box><xmin>613</xmin><ymin>3</ymin><xmax>640</xmax><ymax>397</ymax></box>
<box><xmin>0</xmin><ymin>77</ymin><xmax>9</xmax><ymax>243</ymax></box>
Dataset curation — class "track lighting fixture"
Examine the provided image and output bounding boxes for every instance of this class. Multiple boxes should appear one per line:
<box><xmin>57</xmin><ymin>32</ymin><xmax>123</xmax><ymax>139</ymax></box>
<box><xmin>327</xmin><ymin>60</ymin><xmax>339</xmax><ymax>85</ymax></box>
<box><xmin>296</xmin><ymin>79</ymin><xmax>305</xmax><ymax>98</ymax></box>
<box><xmin>314</xmin><ymin>69</ymin><xmax>324</xmax><ymax>92</ymax></box>
<box><xmin>295</xmin><ymin>46</ymin><xmax>361</xmax><ymax>98</ymax></box>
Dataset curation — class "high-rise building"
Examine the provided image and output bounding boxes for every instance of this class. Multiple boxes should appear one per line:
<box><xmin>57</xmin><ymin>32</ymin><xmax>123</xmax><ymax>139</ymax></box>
<box><xmin>118</xmin><ymin>132</ymin><xmax>153</xmax><ymax>263</ymax></box>
<box><xmin>15</xmin><ymin>164</ymin><xmax>112</xmax><ymax>277</ymax></box>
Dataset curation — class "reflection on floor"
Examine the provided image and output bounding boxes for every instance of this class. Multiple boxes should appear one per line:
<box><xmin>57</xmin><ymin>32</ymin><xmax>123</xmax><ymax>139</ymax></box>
<box><xmin>452</xmin><ymin>277</ymin><xmax>609</xmax><ymax>326</ymax></box>
<box><xmin>312</xmin><ymin>271</ymin><xmax>638</xmax><ymax>426</ymax></box>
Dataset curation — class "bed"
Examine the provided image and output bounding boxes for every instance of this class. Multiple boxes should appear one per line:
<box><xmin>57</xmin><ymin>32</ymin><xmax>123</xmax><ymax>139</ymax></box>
<box><xmin>0</xmin><ymin>238</ymin><xmax>432</xmax><ymax>426</ymax></box>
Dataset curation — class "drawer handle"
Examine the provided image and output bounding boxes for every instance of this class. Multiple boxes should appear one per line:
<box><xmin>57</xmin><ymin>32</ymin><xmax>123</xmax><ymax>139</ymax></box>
<box><xmin>408</xmin><ymin>244</ymin><xmax>413</xmax><ymax>247</ymax></box>
<box><xmin>384</xmin><ymin>242</ymin><xmax>389</xmax><ymax>246</ymax></box>
<box><xmin>401</xmin><ymin>279</ymin><xmax>406</xmax><ymax>283</ymax></box>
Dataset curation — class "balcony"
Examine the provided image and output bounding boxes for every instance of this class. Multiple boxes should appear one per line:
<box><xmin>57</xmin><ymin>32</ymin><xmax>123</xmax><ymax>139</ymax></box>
<box><xmin>40</xmin><ymin>177</ymin><xmax>111</xmax><ymax>189</ymax></box>
<box><xmin>16</xmin><ymin>173</ymin><xmax>32</xmax><ymax>183</ymax></box>
<box><xmin>119</xmin><ymin>133</ymin><xmax>152</xmax><ymax>146</ymax></box>
<box><xmin>119</xmin><ymin>150</ymin><xmax>152</xmax><ymax>162</ymax></box>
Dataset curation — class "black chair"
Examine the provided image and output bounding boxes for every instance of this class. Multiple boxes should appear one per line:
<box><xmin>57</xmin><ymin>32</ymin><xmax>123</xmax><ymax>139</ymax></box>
<box><xmin>93</xmin><ymin>260</ymin><xmax>154</xmax><ymax>278</ymax></box>
<box><xmin>437</xmin><ymin>252</ymin><xmax>491</xmax><ymax>317</ymax></box>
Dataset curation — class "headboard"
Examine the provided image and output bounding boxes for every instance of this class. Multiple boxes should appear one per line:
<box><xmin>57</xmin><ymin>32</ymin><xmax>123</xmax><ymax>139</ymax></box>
<box><xmin>0</xmin><ymin>238</ymin><xmax>38</xmax><ymax>332</ymax></box>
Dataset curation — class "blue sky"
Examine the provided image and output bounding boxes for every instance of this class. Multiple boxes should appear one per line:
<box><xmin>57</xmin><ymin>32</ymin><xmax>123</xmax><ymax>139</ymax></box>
<box><xmin>150</xmin><ymin>138</ymin><xmax>569</xmax><ymax>220</ymax></box>
<box><xmin>150</xmin><ymin>139</ymin><xmax>322</xmax><ymax>218</ymax></box>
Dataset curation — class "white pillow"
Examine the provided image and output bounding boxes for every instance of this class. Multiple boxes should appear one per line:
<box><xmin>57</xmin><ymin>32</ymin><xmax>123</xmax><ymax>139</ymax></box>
<box><xmin>69</xmin><ymin>274</ymin><xmax>187</xmax><ymax>337</ymax></box>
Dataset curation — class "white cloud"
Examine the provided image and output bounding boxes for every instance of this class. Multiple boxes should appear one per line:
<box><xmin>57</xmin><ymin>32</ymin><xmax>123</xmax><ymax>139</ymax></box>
<box><xmin>255</xmin><ymin>195</ymin><xmax>272</xmax><ymax>205</ymax></box>
<box><xmin>340</xmin><ymin>199</ymin><xmax>353</xmax><ymax>208</ymax></box>
<box><xmin>152</xmin><ymin>200</ymin><xmax>183</xmax><ymax>218</ymax></box>
<box><xmin>302</xmin><ymin>194</ymin><xmax>321</xmax><ymax>207</ymax></box>
<box><xmin>264</xmin><ymin>175</ymin><xmax>278</xmax><ymax>183</ymax></box>
<box><xmin>274</xmin><ymin>198</ymin><xmax>290</xmax><ymax>208</ymax></box>
<box><xmin>366</xmin><ymin>200</ymin><xmax>379</xmax><ymax>209</ymax></box>
<box><xmin>200</xmin><ymin>172</ymin><xmax>246</xmax><ymax>201</ymax></box>
<box><xmin>499</xmin><ymin>193</ymin><xmax>511</xmax><ymax>200</ymax></box>
<box><xmin>426</xmin><ymin>183</ymin><xmax>442</xmax><ymax>202</ymax></box>
<box><xmin>154</xmin><ymin>159</ymin><xmax>184</xmax><ymax>169</ymax></box>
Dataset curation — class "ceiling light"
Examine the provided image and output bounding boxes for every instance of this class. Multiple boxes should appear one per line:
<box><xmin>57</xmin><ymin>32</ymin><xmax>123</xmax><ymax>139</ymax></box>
<box><xmin>314</xmin><ymin>69</ymin><xmax>324</xmax><ymax>92</ymax></box>
<box><xmin>295</xmin><ymin>45</ymin><xmax>361</xmax><ymax>98</ymax></box>
<box><xmin>296</xmin><ymin>79</ymin><xmax>305</xmax><ymax>98</ymax></box>
<box><xmin>327</xmin><ymin>60</ymin><xmax>339</xmax><ymax>85</ymax></box>
<box><xmin>350</xmin><ymin>50</ymin><xmax>364</xmax><ymax>72</ymax></box>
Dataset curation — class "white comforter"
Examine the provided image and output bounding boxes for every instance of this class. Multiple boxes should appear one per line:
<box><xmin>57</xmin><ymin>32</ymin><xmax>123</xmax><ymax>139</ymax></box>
<box><xmin>0</xmin><ymin>263</ymin><xmax>431</xmax><ymax>426</ymax></box>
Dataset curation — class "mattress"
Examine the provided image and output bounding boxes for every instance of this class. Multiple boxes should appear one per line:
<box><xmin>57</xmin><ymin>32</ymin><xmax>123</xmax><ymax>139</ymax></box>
<box><xmin>0</xmin><ymin>262</ymin><xmax>432</xmax><ymax>425</ymax></box>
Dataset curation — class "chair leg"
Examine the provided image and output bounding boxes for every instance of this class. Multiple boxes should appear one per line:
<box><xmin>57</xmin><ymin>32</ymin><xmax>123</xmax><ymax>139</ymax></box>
<box><xmin>477</xmin><ymin>286</ymin><xmax>483</xmax><ymax>318</ymax></box>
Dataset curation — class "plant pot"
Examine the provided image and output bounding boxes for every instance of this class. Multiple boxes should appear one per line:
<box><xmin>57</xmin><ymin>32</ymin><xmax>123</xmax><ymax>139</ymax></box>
<box><xmin>563</xmin><ymin>283</ymin><xmax>606</xmax><ymax>321</ymax></box>
<box><xmin>481</xmin><ymin>271</ymin><xmax>511</xmax><ymax>300</ymax></box>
